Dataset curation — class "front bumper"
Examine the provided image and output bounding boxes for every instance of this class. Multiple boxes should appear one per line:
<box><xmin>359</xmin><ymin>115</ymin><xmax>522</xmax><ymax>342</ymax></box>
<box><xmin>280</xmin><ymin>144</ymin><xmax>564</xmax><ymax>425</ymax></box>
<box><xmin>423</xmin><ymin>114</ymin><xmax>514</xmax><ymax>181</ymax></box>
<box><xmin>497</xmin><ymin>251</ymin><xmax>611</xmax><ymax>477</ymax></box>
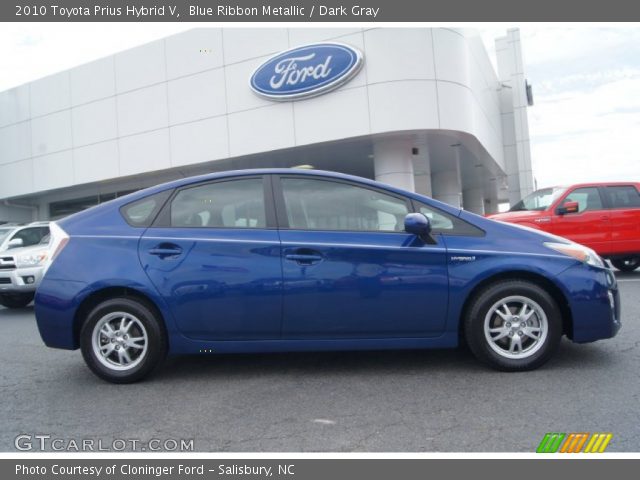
<box><xmin>558</xmin><ymin>264</ymin><xmax>621</xmax><ymax>343</ymax></box>
<box><xmin>0</xmin><ymin>265</ymin><xmax>45</xmax><ymax>294</ymax></box>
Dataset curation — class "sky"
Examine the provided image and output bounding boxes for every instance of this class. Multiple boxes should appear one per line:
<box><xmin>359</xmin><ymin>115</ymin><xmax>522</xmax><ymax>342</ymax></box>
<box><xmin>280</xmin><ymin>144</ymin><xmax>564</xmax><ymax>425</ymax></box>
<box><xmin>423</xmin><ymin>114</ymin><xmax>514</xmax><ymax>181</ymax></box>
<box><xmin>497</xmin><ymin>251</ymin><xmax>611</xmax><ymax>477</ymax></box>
<box><xmin>480</xmin><ymin>26</ymin><xmax>640</xmax><ymax>188</ymax></box>
<box><xmin>1</xmin><ymin>24</ymin><xmax>639</xmax><ymax>191</ymax></box>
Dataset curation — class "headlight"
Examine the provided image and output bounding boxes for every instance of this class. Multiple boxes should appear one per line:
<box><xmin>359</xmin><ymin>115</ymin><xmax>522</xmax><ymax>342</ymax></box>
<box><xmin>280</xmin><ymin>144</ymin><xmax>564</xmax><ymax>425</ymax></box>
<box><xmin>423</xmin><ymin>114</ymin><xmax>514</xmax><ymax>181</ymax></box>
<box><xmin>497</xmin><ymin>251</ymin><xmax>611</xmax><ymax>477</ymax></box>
<box><xmin>17</xmin><ymin>250</ymin><xmax>48</xmax><ymax>267</ymax></box>
<box><xmin>544</xmin><ymin>242</ymin><xmax>605</xmax><ymax>268</ymax></box>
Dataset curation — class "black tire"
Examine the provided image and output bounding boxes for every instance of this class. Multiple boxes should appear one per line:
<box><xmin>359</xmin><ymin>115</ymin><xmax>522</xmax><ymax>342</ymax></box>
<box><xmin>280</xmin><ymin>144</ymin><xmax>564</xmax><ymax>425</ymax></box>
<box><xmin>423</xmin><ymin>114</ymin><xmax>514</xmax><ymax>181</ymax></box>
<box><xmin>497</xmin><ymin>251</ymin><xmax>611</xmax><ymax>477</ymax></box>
<box><xmin>464</xmin><ymin>280</ymin><xmax>562</xmax><ymax>371</ymax></box>
<box><xmin>611</xmin><ymin>256</ymin><xmax>640</xmax><ymax>272</ymax></box>
<box><xmin>80</xmin><ymin>297</ymin><xmax>167</xmax><ymax>383</ymax></box>
<box><xmin>0</xmin><ymin>293</ymin><xmax>34</xmax><ymax>309</ymax></box>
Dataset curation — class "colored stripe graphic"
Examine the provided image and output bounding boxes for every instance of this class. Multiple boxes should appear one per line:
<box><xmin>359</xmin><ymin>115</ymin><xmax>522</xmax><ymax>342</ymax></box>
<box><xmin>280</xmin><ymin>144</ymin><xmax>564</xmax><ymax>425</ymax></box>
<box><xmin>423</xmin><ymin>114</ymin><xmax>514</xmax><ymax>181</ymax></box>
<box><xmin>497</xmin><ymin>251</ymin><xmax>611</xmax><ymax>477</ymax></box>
<box><xmin>584</xmin><ymin>433</ymin><xmax>613</xmax><ymax>453</ymax></box>
<box><xmin>537</xmin><ymin>433</ymin><xmax>566</xmax><ymax>453</ymax></box>
<box><xmin>537</xmin><ymin>433</ymin><xmax>613</xmax><ymax>453</ymax></box>
<box><xmin>560</xmin><ymin>433</ymin><xmax>589</xmax><ymax>453</ymax></box>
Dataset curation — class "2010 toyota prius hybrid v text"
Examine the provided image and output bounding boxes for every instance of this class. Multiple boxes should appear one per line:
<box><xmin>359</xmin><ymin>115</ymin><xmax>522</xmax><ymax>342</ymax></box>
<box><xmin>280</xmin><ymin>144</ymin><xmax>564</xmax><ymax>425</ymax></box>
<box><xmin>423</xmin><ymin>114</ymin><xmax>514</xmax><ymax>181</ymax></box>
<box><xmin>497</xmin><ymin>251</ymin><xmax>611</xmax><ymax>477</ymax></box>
<box><xmin>34</xmin><ymin>170</ymin><xmax>621</xmax><ymax>383</ymax></box>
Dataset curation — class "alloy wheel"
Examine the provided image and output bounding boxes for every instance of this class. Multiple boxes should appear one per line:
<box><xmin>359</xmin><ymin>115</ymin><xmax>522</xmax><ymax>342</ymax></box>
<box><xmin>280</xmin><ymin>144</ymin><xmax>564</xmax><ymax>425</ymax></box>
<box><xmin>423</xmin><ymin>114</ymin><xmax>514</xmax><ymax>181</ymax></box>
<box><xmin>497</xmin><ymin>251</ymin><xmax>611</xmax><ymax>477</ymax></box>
<box><xmin>91</xmin><ymin>312</ymin><xmax>148</xmax><ymax>371</ymax></box>
<box><xmin>483</xmin><ymin>295</ymin><xmax>549</xmax><ymax>360</ymax></box>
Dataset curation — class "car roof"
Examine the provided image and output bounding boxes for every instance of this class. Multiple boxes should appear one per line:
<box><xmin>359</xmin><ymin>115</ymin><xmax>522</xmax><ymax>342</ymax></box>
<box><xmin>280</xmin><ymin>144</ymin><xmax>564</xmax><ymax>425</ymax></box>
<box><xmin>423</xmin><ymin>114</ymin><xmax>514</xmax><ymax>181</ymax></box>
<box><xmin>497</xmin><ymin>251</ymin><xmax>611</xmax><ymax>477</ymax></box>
<box><xmin>4</xmin><ymin>224</ymin><xmax>48</xmax><ymax>230</ymax></box>
<box><xmin>118</xmin><ymin>168</ymin><xmax>452</xmax><ymax>205</ymax></box>
<box><xmin>145</xmin><ymin>169</ymin><xmax>390</xmax><ymax>190</ymax></box>
<box><xmin>543</xmin><ymin>182</ymin><xmax>640</xmax><ymax>190</ymax></box>
<box><xmin>0</xmin><ymin>223</ymin><xmax>49</xmax><ymax>233</ymax></box>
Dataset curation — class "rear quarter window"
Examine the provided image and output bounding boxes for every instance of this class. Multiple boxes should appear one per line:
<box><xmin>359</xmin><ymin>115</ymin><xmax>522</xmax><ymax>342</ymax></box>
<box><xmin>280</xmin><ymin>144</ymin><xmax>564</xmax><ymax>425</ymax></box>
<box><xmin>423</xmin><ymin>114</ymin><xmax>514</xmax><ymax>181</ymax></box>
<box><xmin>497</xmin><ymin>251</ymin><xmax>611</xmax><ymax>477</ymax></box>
<box><xmin>120</xmin><ymin>190</ymin><xmax>172</xmax><ymax>227</ymax></box>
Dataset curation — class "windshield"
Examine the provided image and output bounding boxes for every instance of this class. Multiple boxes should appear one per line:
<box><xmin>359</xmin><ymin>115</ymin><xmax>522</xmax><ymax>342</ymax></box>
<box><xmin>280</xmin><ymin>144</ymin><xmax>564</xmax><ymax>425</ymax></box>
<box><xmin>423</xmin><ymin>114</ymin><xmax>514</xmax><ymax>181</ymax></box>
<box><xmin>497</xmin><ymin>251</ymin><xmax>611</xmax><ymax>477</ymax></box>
<box><xmin>0</xmin><ymin>228</ymin><xmax>13</xmax><ymax>244</ymax></box>
<box><xmin>510</xmin><ymin>187</ymin><xmax>567</xmax><ymax>212</ymax></box>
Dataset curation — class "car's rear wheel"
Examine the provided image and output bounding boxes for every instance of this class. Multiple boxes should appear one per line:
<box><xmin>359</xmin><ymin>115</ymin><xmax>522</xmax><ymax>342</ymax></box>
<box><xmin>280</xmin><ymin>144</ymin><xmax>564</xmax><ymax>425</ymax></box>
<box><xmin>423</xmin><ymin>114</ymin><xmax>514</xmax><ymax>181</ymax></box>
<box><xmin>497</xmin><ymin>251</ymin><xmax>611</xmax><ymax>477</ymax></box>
<box><xmin>80</xmin><ymin>298</ymin><xmax>167</xmax><ymax>383</ymax></box>
<box><xmin>611</xmin><ymin>256</ymin><xmax>640</xmax><ymax>272</ymax></box>
<box><xmin>0</xmin><ymin>293</ymin><xmax>34</xmax><ymax>309</ymax></box>
<box><xmin>464</xmin><ymin>280</ymin><xmax>562</xmax><ymax>371</ymax></box>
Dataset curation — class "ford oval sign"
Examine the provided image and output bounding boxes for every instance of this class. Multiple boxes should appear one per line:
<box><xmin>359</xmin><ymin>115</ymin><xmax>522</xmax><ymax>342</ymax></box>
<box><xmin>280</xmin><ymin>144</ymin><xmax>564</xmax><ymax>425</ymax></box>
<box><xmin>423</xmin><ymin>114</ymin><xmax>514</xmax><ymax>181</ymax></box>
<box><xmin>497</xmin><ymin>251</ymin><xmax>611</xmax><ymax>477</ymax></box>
<box><xmin>250</xmin><ymin>43</ymin><xmax>364</xmax><ymax>101</ymax></box>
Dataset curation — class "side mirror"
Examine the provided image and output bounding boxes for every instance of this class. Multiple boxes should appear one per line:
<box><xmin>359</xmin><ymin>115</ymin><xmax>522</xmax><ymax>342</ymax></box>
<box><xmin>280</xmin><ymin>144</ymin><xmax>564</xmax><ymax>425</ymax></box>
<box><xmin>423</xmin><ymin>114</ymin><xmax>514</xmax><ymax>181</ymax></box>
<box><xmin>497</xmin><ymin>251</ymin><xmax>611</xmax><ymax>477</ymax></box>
<box><xmin>404</xmin><ymin>213</ymin><xmax>434</xmax><ymax>243</ymax></box>
<box><xmin>558</xmin><ymin>201</ymin><xmax>580</xmax><ymax>215</ymax></box>
<box><xmin>7</xmin><ymin>238</ymin><xmax>24</xmax><ymax>249</ymax></box>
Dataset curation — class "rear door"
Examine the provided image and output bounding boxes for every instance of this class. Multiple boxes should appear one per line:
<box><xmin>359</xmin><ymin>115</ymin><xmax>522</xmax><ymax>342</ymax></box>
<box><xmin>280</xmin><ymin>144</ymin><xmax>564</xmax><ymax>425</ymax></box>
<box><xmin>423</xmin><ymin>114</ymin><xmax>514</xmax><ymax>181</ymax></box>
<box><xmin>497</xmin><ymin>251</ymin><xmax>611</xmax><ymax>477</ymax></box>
<box><xmin>274</xmin><ymin>175</ymin><xmax>449</xmax><ymax>339</ymax></box>
<box><xmin>601</xmin><ymin>185</ymin><xmax>640</xmax><ymax>255</ymax></box>
<box><xmin>550</xmin><ymin>186</ymin><xmax>612</xmax><ymax>254</ymax></box>
<box><xmin>138</xmin><ymin>176</ymin><xmax>283</xmax><ymax>341</ymax></box>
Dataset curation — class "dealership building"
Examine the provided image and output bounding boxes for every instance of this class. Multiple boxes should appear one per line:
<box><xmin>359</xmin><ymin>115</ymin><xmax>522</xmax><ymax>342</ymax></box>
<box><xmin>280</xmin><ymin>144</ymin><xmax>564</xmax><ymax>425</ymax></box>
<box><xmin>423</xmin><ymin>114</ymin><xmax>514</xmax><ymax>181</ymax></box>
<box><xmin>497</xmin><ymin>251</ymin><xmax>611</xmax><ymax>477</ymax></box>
<box><xmin>0</xmin><ymin>27</ymin><xmax>534</xmax><ymax>223</ymax></box>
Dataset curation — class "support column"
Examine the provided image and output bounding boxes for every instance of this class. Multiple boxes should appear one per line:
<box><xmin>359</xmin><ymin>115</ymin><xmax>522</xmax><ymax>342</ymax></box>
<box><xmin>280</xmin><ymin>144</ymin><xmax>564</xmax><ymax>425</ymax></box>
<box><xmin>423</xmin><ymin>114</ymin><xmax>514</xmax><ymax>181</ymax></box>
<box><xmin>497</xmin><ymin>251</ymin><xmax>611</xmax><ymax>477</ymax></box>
<box><xmin>463</xmin><ymin>187</ymin><xmax>485</xmax><ymax>215</ymax></box>
<box><xmin>484</xmin><ymin>181</ymin><xmax>500</xmax><ymax>214</ymax></box>
<box><xmin>373</xmin><ymin>138</ymin><xmax>415</xmax><ymax>192</ymax></box>
<box><xmin>496</xmin><ymin>28</ymin><xmax>535</xmax><ymax>206</ymax></box>
<box><xmin>485</xmin><ymin>197</ymin><xmax>499</xmax><ymax>214</ymax></box>
<box><xmin>412</xmin><ymin>141</ymin><xmax>432</xmax><ymax>197</ymax></box>
<box><xmin>432</xmin><ymin>150</ymin><xmax>462</xmax><ymax>208</ymax></box>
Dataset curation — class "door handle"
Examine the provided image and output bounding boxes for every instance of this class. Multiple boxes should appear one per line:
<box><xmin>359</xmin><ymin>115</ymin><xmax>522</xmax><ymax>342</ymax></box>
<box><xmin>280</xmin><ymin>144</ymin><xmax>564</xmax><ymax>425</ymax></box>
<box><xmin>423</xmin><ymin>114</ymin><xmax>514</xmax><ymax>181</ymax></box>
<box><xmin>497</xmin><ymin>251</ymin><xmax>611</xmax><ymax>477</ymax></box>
<box><xmin>148</xmin><ymin>244</ymin><xmax>183</xmax><ymax>258</ymax></box>
<box><xmin>285</xmin><ymin>249</ymin><xmax>323</xmax><ymax>265</ymax></box>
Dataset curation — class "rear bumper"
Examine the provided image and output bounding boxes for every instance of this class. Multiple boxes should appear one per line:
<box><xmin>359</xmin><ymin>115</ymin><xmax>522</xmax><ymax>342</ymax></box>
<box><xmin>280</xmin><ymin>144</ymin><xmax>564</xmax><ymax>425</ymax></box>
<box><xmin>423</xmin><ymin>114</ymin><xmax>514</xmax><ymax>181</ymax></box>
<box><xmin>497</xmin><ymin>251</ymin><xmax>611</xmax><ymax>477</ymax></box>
<box><xmin>0</xmin><ymin>266</ymin><xmax>44</xmax><ymax>294</ymax></box>
<box><xmin>558</xmin><ymin>264</ymin><xmax>621</xmax><ymax>343</ymax></box>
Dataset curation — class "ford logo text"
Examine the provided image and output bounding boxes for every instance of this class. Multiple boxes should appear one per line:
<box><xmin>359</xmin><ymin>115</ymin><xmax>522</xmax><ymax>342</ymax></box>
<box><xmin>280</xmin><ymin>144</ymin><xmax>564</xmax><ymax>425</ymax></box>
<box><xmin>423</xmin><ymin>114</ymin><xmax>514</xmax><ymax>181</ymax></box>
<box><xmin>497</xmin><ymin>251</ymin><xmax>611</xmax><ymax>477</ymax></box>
<box><xmin>250</xmin><ymin>43</ymin><xmax>364</xmax><ymax>101</ymax></box>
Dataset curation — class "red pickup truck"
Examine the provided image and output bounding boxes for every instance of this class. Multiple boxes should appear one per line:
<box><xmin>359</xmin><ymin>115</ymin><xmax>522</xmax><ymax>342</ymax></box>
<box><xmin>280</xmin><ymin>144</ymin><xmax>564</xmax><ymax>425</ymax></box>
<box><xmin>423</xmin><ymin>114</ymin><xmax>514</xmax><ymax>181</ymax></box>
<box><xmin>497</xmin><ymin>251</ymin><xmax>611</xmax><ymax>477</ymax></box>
<box><xmin>487</xmin><ymin>182</ymin><xmax>640</xmax><ymax>271</ymax></box>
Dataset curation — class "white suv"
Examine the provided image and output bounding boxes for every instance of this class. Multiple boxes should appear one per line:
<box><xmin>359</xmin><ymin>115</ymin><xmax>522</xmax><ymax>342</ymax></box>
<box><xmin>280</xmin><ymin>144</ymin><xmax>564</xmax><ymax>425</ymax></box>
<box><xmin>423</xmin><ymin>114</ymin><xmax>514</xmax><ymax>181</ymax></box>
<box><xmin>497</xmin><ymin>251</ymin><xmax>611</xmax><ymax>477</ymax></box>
<box><xmin>0</xmin><ymin>223</ymin><xmax>50</xmax><ymax>309</ymax></box>
<box><xmin>0</xmin><ymin>222</ymin><xmax>50</xmax><ymax>252</ymax></box>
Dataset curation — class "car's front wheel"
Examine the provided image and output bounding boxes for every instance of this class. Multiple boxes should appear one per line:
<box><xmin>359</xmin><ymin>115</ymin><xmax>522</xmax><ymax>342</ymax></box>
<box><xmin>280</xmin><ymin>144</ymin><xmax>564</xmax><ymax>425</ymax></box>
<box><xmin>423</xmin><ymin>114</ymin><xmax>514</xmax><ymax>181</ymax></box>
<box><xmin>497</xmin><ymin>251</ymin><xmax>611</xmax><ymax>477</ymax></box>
<box><xmin>611</xmin><ymin>256</ymin><xmax>640</xmax><ymax>272</ymax></box>
<box><xmin>464</xmin><ymin>280</ymin><xmax>562</xmax><ymax>371</ymax></box>
<box><xmin>0</xmin><ymin>293</ymin><xmax>34</xmax><ymax>309</ymax></box>
<box><xmin>80</xmin><ymin>298</ymin><xmax>167</xmax><ymax>383</ymax></box>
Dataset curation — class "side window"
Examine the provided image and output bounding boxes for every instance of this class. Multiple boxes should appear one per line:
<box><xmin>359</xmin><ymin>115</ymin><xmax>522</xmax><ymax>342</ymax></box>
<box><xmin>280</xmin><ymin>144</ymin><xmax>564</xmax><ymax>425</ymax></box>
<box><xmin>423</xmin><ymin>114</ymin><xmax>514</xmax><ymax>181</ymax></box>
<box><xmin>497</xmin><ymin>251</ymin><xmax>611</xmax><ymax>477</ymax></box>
<box><xmin>603</xmin><ymin>186</ymin><xmax>640</xmax><ymax>209</ymax></box>
<box><xmin>171</xmin><ymin>178</ymin><xmax>266</xmax><ymax>228</ymax></box>
<box><xmin>11</xmin><ymin>228</ymin><xmax>45</xmax><ymax>247</ymax></box>
<box><xmin>121</xmin><ymin>190</ymin><xmax>172</xmax><ymax>227</ymax></box>
<box><xmin>280</xmin><ymin>177</ymin><xmax>409</xmax><ymax>232</ymax></box>
<box><xmin>39</xmin><ymin>227</ymin><xmax>50</xmax><ymax>240</ymax></box>
<box><xmin>562</xmin><ymin>187</ymin><xmax>603</xmax><ymax>213</ymax></box>
<box><xmin>417</xmin><ymin>203</ymin><xmax>484</xmax><ymax>236</ymax></box>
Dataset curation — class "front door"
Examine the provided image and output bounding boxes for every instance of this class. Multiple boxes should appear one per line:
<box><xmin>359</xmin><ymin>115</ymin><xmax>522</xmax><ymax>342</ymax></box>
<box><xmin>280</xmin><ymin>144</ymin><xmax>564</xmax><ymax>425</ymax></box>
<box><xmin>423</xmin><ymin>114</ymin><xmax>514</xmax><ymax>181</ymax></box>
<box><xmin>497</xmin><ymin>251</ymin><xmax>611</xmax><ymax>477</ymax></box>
<box><xmin>550</xmin><ymin>186</ymin><xmax>612</xmax><ymax>254</ymax></box>
<box><xmin>275</xmin><ymin>176</ymin><xmax>449</xmax><ymax>339</ymax></box>
<box><xmin>139</xmin><ymin>176</ymin><xmax>282</xmax><ymax>340</ymax></box>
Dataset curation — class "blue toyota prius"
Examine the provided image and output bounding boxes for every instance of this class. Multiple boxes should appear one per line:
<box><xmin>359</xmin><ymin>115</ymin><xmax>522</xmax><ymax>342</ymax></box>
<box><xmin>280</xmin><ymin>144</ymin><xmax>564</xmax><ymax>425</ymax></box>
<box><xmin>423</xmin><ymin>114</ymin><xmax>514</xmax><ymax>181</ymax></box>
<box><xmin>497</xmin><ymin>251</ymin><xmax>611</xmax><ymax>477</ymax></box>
<box><xmin>34</xmin><ymin>169</ymin><xmax>621</xmax><ymax>383</ymax></box>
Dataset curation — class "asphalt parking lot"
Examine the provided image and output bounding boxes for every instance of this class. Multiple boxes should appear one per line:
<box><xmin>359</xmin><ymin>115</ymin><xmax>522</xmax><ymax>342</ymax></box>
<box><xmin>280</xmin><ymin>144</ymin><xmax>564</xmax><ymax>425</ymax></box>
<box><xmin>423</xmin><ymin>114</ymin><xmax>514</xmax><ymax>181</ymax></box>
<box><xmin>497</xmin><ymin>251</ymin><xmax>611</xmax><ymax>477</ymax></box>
<box><xmin>1</xmin><ymin>271</ymin><xmax>639</xmax><ymax>452</ymax></box>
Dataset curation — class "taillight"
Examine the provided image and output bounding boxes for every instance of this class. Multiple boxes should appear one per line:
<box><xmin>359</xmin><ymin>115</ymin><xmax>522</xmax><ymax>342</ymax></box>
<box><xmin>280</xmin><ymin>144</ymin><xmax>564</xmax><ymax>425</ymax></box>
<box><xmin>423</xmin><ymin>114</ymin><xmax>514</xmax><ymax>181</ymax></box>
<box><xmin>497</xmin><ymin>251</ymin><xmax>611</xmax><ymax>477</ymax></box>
<box><xmin>43</xmin><ymin>222</ymin><xmax>70</xmax><ymax>273</ymax></box>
